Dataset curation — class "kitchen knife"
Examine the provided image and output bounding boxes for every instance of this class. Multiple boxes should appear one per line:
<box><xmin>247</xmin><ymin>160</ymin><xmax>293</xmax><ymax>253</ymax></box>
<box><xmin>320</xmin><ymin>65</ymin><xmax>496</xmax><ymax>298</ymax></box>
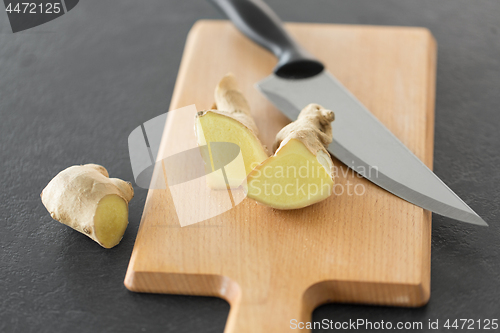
<box><xmin>208</xmin><ymin>0</ymin><xmax>487</xmax><ymax>226</ymax></box>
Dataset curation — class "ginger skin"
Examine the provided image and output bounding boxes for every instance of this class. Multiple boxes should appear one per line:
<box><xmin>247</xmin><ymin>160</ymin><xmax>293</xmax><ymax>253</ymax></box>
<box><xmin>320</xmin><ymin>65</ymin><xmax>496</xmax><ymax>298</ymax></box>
<box><xmin>273</xmin><ymin>103</ymin><xmax>335</xmax><ymax>157</ymax></box>
<box><xmin>41</xmin><ymin>164</ymin><xmax>134</xmax><ymax>248</ymax></box>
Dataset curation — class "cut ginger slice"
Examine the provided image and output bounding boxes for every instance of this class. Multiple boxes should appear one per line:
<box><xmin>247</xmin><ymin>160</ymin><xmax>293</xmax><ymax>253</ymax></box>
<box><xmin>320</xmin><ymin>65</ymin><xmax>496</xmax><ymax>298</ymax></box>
<box><xmin>196</xmin><ymin>111</ymin><xmax>268</xmax><ymax>178</ymax></box>
<box><xmin>246</xmin><ymin>103</ymin><xmax>336</xmax><ymax>210</ymax></box>
<box><xmin>246</xmin><ymin>138</ymin><xmax>334</xmax><ymax>209</ymax></box>
<box><xmin>195</xmin><ymin>73</ymin><xmax>268</xmax><ymax>189</ymax></box>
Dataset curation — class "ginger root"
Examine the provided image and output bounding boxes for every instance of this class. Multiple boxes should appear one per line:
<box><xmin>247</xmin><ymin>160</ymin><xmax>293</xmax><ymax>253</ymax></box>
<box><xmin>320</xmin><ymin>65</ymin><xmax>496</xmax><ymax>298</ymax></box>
<box><xmin>246</xmin><ymin>104</ymin><xmax>335</xmax><ymax>209</ymax></box>
<box><xmin>41</xmin><ymin>164</ymin><xmax>134</xmax><ymax>248</ymax></box>
<box><xmin>195</xmin><ymin>73</ymin><xmax>268</xmax><ymax>189</ymax></box>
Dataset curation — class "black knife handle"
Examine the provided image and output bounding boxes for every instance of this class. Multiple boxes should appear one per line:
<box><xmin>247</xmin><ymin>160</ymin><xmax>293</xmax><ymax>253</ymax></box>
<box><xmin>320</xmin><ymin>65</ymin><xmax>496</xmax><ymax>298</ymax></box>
<box><xmin>208</xmin><ymin>0</ymin><xmax>324</xmax><ymax>79</ymax></box>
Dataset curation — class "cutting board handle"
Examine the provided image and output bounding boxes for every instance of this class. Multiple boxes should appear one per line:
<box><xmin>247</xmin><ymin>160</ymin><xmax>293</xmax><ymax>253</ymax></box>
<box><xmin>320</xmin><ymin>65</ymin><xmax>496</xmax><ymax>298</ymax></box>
<box><xmin>224</xmin><ymin>289</ymin><xmax>311</xmax><ymax>333</ymax></box>
<box><xmin>208</xmin><ymin>0</ymin><xmax>324</xmax><ymax>79</ymax></box>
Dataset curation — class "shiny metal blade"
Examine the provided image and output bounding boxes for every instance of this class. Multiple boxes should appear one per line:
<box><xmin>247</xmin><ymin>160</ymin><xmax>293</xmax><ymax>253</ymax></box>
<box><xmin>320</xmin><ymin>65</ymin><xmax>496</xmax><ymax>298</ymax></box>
<box><xmin>257</xmin><ymin>71</ymin><xmax>487</xmax><ymax>226</ymax></box>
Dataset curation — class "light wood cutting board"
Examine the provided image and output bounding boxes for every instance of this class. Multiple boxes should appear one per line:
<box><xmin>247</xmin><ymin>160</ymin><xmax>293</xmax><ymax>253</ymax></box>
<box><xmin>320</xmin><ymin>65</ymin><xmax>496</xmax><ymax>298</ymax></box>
<box><xmin>125</xmin><ymin>20</ymin><xmax>436</xmax><ymax>332</ymax></box>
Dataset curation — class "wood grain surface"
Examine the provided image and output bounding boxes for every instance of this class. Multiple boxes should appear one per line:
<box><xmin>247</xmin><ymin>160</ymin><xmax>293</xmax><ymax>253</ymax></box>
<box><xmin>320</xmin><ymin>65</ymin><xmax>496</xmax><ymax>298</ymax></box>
<box><xmin>125</xmin><ymin>20</ymin><xmax>437</xmax><ymax>332</ymax></box>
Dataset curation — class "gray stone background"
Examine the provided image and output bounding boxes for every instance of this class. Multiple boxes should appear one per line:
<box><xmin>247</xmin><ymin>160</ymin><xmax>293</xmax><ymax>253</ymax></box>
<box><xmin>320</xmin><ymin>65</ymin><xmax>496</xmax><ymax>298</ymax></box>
<box><xmin>0</xmin><ymin>0</ymin><xmax>499</xmax><ymax>332</ymax></box>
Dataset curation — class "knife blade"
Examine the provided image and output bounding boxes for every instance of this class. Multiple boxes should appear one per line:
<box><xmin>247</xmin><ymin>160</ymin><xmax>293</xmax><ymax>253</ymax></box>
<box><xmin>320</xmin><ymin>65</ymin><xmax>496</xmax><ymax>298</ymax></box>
<box><xmin>208</xmin><ymin>0</ymin><xmax>487</xmax><ymax>226</ymax></box>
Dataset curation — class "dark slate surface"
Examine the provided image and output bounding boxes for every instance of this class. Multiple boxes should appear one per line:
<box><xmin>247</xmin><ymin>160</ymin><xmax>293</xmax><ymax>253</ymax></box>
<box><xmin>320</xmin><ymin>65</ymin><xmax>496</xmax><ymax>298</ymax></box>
<box><xmin>0</xmin><ymin>1</ymin><xmax>499</xmax><ymax>332</ymax></box>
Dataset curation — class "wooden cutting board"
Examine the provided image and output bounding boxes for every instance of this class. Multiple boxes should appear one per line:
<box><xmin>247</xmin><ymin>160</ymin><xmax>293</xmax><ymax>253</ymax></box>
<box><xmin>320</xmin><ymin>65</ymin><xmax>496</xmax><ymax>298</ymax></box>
<box><xmin>125</xmin><ymin>20</ymin><xmax>436</xmax><ymax>332</ymax></box>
